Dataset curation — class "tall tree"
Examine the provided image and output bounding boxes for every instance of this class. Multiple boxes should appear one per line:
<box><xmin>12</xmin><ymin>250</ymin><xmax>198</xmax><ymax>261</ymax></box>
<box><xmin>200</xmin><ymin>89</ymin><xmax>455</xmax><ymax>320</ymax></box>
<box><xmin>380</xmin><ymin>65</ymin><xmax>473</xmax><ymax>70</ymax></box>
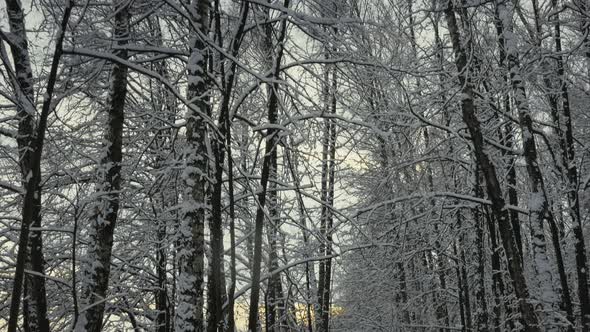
<box><xmin>443</xmin><ymin>1</ymin><xmax>539</xmax><ymax>329</ymax></box>
<box><xmin>550</xmin><ymin>0</ymin><xmax>590</xmax><ymax>328</ymax></box>
<box><xmin>208</xmin><ymin>2</ymin><xmax>250</xmax><ymax>330</ymax></box>
<box><xmin>247</xmin><ymin>1</ymin><xmax>290</xmax><ymax>330</ymax></box>
<box><xmin>74</xmin><ymin>1</ymin><xmax>130</xmax><ymax>331</ymax></box>
<box><xmin>175</xmin><ymin>0</ymin><xmax>211</xmax><ymax>331</ymax></box>
<box><xmin>3</xmin><ymin>0</ymin><xmax>73</xmax><ymax>331</ymax></box>
<box><xmin>495</xmin><ymin>1</ymin><xmax>561</xmax><ymax>327</ymax></box>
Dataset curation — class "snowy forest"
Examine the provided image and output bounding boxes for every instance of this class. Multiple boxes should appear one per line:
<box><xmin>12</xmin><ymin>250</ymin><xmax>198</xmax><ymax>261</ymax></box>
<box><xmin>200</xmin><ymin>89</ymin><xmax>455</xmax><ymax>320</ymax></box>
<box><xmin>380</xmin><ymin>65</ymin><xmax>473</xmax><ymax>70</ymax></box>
<box><xmin>3</xmin><ymin>0</ymin><xmax>590</xmax><ymax>331</ymax></box>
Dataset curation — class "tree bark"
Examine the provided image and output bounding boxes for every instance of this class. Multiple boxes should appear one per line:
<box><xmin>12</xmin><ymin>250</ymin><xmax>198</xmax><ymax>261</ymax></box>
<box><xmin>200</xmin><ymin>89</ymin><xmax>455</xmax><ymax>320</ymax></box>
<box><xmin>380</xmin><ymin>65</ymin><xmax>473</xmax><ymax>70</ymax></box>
<box><xmin>208</xmin><ymin>2</ymin><xmax>250</xmax><ymax>329</ymax></box>
<box><xmin>5</xmin><ymin>0</ymin><xmax>72</xmax><ymax>331</ymax></box>
<box><xmin>4</xmin><ymin>0</ymin><xmax>50</xmax><ymax>329</ymax></box>
<box><xmin>149</xmin><ymin>19</ymin><xmax>175</xmax><ymax>332</ymax></box>
<box><xmin>474</xmin><ymin>169</ymin><xmax>488</xmax><ymax>332</ymax></box>
<box><xmin>530</xmin><ymin>5</ymin><xmax>575</xmax><ymax>324</ymax></box>
<box><xmin>74</xmin><ymin>2</ymin><xmax>129</xmax><ymax>331</ymax></box>
<box><xmin>495</xmin><ymin>2</ymin><xmax>561</xmax><ymax>328</ymax></box>
<box><xmin>443</xmin><ymin>1</ymin><xmax>539</xmax><ymax>330</ymax></box>
<box><xmin>174</xmin><ymin>0</ymin><xmax>210</xmax><ymax>331</ymax></box>
<box><xmin>286</xmin><ymin>143</ymin><xmax>315</xmax><ymax>332</ymax></box>
<box><xmin>551</xmin><ymin>1</ymin><xmax>590</xmax><ymax>329</ymax></box>
<box><xmin>316</xmin><ymin>67</ymin><xmax>337</xmax><ymax>332</ymax></box>
<box><xmin>247</xmin><ymin>2</ymin><xmax>289</xmax><ymax>330</ymax></box>
<box><xmin>492</xmin><ymin>3</ymin><xmax>523</xmax><ymax>259</ymax></box>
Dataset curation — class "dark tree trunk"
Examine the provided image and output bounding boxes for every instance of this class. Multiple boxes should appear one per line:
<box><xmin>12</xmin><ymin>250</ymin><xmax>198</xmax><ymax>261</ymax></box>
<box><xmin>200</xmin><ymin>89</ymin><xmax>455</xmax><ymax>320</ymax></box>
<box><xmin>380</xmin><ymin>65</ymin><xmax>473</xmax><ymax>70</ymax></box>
<box><xmin>286</xmin><ymin>145</ymin><xmax>314</xmax><ymax>332</ymax></box>
<box><xmin>5</xmin><ymin>1</ymin><xmax>72</xmax><ymax>331</ymax></box>
<box><xmin>262</xmin><ymin>3</ymin><xmax>285</xmax><ymax>330</ymax></box>
<box><xmin>493</xmin><ymin>5</ymin><xmax>522</xmax><ymax>259</ymax></box>
<box><xmin>149</xmin><ymin>20</ymin><xmax>174</xmax><ymax>331</ymax></box>
<box><xmin>75</xmin><ymin>2</ymin><xmax>129</xmax><ymax>331</ymax></box>
<box><xmin>529</xmin><ymin>8</ymin><xmax>576</xmax><ymax>324</ymax></box>
<box><xmin>456</xmin><ymin>216</ymin><xmax>472</xmax><ymax>331</ymax></box>
<box><xmin>495</xmin><ymin>2</ymin><xmax>560</xmax><ymax>327</ymax></box>
<box><xmin>486</xmin><ymin>207</ymin><xmax>514</xmax><ymax>332</ymax></box>
<box><xmin>208</xmin><ymin>135</ymin><xmax>228</xmax><ymax>332</ymax></box>
<box><xmin>502</xmin><ymin>124</ymin><xmax>522</xmax><ymax>258</ymax></box>
<box><xmin>443</xmin><ymin>1</ymin><xmax>539</xmax><ymax>330</ymax></box>
<box><xmin>247</xmin><ymin>2</ymin><xmax>289</xmax><ymax>330</ymax></box>
<box><xmin>543</xmin><ymin>3</ymin><xmax>576</xmax><ymax>326</ymax></box>
<box><xmin>154</xmin><ymin>194</ymin><xmax>170</xmax><ymax>332</ymax></box>
<box><xmin>5</xmin><ymin>0</ymin><xmax>49</xmax><ymax>330</ymax></box>
<box><xmin>208</xmin><ymin>2</ymin><xmax>249</xmax><ymax>330</ymax></box>
<box><xmin>474</xmin><ymin>169</ymin><xmax>488</xmax><ymax>332</ymax></box>
<box><xmin>266</xmin><ymin>155</ymin><xmax>285</xmax><ymax>332</ymax></box>
<box><xmin>316</xmin><ymin>62</ymin><xmax>337</xmax><ymax>332</ymax></box>
<box><xmin>455</xmin><ymin>243</ymin><xmax>466</xmax><ymax>332</ymax></box>
<box><xmin>551</xmin><ymin>1</ymin><xmax>590</xmax><ymax>329</ymax></box>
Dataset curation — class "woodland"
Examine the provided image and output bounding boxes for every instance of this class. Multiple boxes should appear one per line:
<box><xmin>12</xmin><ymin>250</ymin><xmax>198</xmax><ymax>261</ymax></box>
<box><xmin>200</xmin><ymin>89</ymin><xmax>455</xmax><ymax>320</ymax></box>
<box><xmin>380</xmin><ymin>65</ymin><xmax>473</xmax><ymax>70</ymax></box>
<box><xmin>1</xmin><ymin>0</ymin><xmax>590</xmax><ymax>331</ymax></box>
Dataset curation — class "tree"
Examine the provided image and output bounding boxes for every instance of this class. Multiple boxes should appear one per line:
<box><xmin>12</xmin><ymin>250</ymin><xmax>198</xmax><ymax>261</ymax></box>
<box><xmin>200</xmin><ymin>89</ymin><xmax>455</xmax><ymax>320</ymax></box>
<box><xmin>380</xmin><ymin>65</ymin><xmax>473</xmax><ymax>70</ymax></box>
<box><xmin>2</xmin><ymin>0</ymin><xmax>590</xmax><ymax>331</ymax></box>
<box><xmin>2</xmin><ymin>0</ymin><xmax>73</xmax><ymax>331</ymax></box>
<box><xmin>74</xmin><ymin>1</ymin><xmax>130</xmax><ymax>330</ymax></box>
<box><xmin>443</xmin><ymin>1</ymin><xmax>539</xmax><ymax>329</ymax></box>
<box><xmin>175</xmin><ymin>0</ymin><xmax>210</xmax><ymax>331</ymax></box>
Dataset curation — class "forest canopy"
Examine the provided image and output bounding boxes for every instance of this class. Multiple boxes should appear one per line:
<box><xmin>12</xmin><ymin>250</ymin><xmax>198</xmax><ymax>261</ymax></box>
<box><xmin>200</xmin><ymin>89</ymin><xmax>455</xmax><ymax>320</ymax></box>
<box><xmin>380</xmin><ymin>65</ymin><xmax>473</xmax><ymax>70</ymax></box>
<box><xmin>1</xmin><ymin>0</ymin><xmax>590</xmax><ymax>331</ymax></box>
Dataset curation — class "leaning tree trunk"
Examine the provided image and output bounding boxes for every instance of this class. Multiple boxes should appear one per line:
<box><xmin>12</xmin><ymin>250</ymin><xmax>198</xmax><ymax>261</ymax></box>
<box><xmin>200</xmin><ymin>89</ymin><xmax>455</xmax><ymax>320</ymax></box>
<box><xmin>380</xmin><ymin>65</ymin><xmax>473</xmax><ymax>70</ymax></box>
<box><xmin>74</xmin><ymin>2</ymin><xmax>129</xmax><ymax>331</ymax></box>
<box><xmin>490</xmin><ymin>0</ymin><xmax>523</xmax><ymax>259</ymax></box>
<box><xmin>443</xmin><ymin>1</ymin><xmax>539</xmax><ymax>330</ymax></box>
<box><xmin>529</xmin><ymin>1</ymin><xmax>576</xmax><ymax>328</ymax></box>
<box><xmin>4</xmin><ymin>0</ymin><xmax>50</xmax><ymax>330</ymax></box>
<box><xmin>5</xmin><ymin>1</ymin><xmax>72</xmax><ymax>331</ymax></box>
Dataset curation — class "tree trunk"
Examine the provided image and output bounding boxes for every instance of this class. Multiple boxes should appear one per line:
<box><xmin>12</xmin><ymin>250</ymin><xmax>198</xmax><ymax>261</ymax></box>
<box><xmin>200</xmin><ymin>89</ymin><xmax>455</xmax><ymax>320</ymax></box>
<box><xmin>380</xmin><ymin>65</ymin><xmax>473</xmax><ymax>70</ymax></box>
<box><xmin>552</xmin><ymin>1</ymin><xmax>590</xmax><ymax>329</ymax></box>
<box><xmin>474</xmin><ymin>169</ymin><xmax>488</xmax><ymax>332</ymax></box>
<box><xmin>3</xmin><ymin>0</ymin><xmax>61</xmax><ymax>330</ymax></box>
<box><xmin>262</xmin><ymin>4</ymin><xmax>285</xmax><ymax>331</ymax></box>
<box><xmin>486</xmin><ymin>208</ymin><xmax>510</xmax><ymax>332</ymax></box>
<box><xmin>74</xmin><ymin>2</ymin><xmax>129</xmax><ymax>331</ymax></box>
<box><xmin>266</xmin><ymin>167</ymin><xmax>285</xmax><ymax>331</ymax></box>
<box><xmin>4</xmin><ymin>1</ymin><xmax>71</xmax><ymax>332</ymax></box>
<box><xmin>316</xmin><ymin>62</ymin><xmax>337</xmax><ymax>332</ymax></box>
<box><xmin>443</xmin><ymin>1</ymin><xmax>539</xmax><ymax>330</ymax></box>
<box><xmin>456</xmin><ymin>215</ymin><xmax>472</xmax><ymax>331</ymax></box>
<box><xmin>495</xmin><ymin>2</ymin><xmax>561</xmax><ymax>328</ymax></box>
<box><xmin>286</xmin><ymin>143</ymin><xmax>315</xmax><ymax>332</ymax></box>
<box><xmin>225</xmin><ymin>110</ymin><xmax>237</xmax><ymax>332</ymax></box>
<box><xmin>527</xmin><ymin>3</ymin><xmax>575</xmax><ymax>327</ymax></box>
<box><xmin>154</xmin><ymin>193</ymin><xmax>170</xmax><ymax>332</ymax></box>
<box><xmin>208</xmin><ymin>2</ymin><xmax>250</xmax><ymax>329</ymax></box>
<box><xmin>175</xmin><ymin>0</ymin><xmax>210</xmax><ymax>331</ymax></box>
<box><xmin>149</xmin><ymin>20</ymin><xmax>174</xmax><ymax>331</ymax></box>
<box><xmin>156</xmin><ymin>221</ymin><xmax>170</xmax><ymax>332</ymax></box>
<box><xmin>493</xmin><ymin>4</ymin><xmax>522</xmax><ymax>259</ymax></box>
<box><xmin>247</xmin><ymin>2</ymin><xmax>289</xmax><ymax>330</ymax></box>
